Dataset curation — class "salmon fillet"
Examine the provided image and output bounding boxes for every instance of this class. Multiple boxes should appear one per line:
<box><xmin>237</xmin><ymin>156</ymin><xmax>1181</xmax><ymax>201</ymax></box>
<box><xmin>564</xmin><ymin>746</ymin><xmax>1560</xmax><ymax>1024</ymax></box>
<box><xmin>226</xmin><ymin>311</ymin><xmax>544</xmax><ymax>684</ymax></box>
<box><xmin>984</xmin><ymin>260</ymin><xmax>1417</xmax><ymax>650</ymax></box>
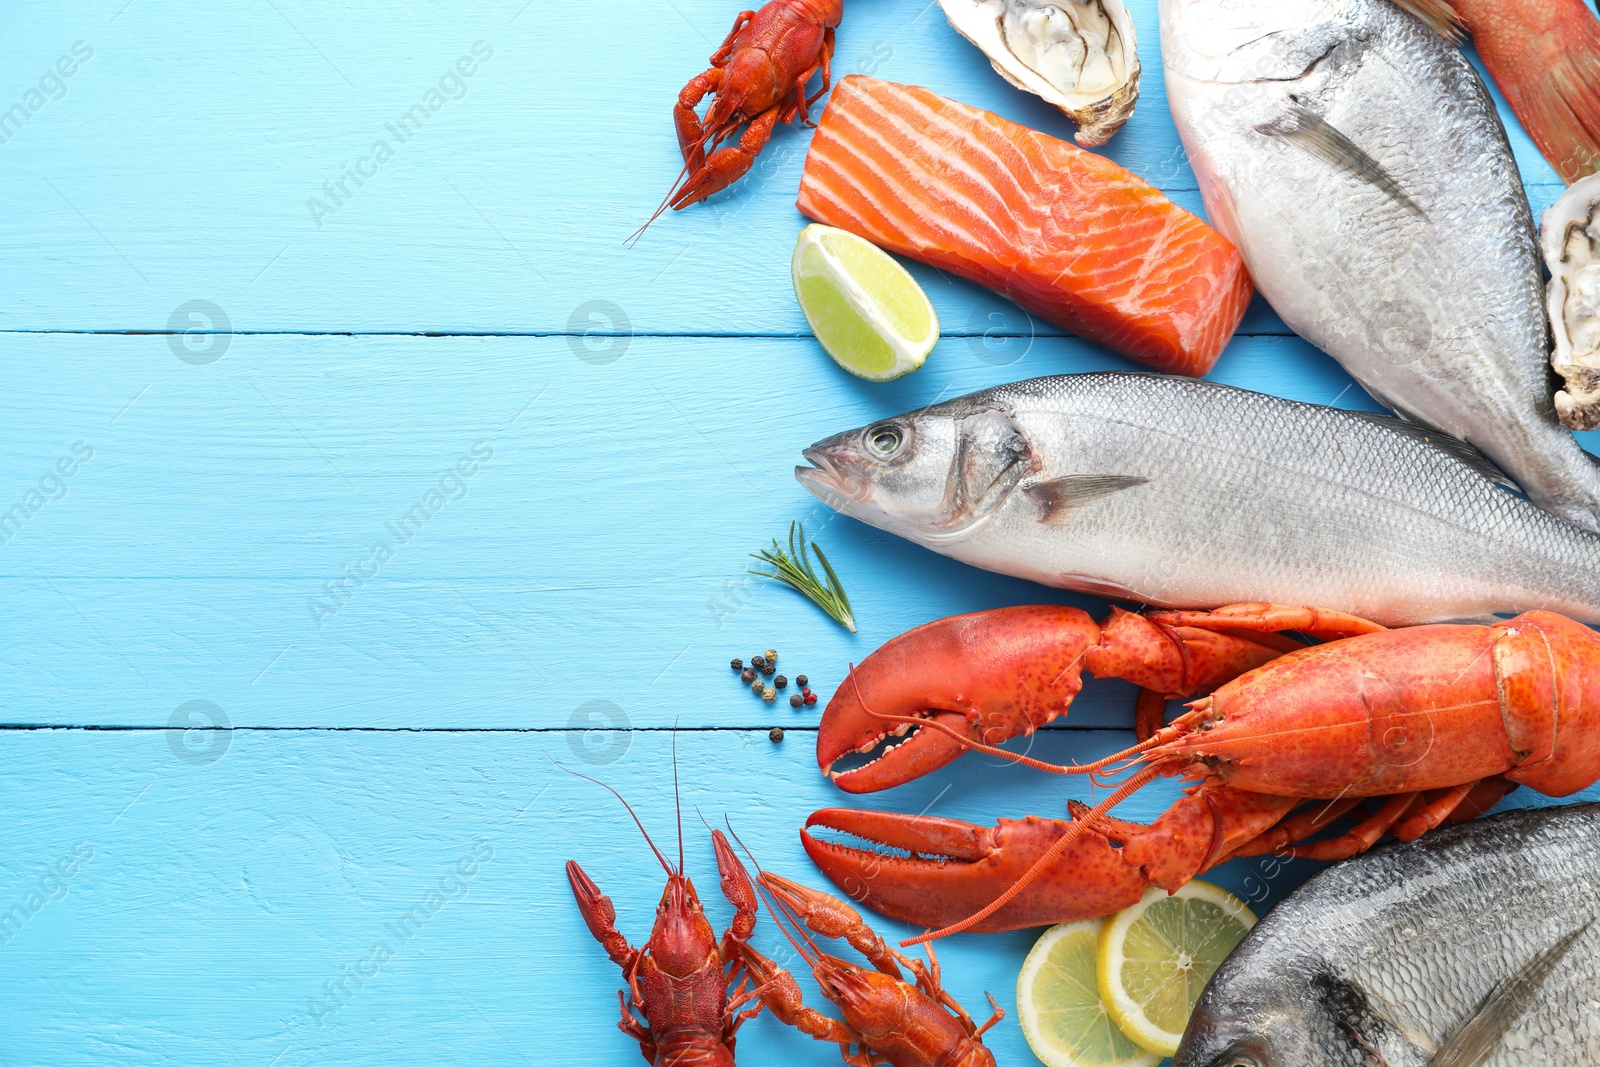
<box><xmin>796</xmin><ymin>76</ymin><xmax>1254</xmax><ymax>376</ymax></box>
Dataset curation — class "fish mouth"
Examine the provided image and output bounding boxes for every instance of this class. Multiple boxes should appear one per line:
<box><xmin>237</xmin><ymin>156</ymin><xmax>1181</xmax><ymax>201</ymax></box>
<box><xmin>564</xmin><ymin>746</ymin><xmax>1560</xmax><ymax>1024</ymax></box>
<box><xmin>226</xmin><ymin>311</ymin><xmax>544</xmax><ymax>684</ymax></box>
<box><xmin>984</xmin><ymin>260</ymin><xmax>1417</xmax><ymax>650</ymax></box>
<box><xmin>796</xmin><ymin>444</ymin><xmax>871</xmax><ymax>507</ymax></box>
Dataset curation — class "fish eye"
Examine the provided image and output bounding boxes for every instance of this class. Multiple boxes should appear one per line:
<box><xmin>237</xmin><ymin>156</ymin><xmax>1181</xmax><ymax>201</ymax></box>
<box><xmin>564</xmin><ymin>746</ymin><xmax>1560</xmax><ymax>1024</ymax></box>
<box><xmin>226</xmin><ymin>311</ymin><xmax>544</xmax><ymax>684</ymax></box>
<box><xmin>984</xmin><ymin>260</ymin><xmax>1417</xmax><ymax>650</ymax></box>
<box><xmin>864</xmin><ymin>423</ymin><xmax>905</xmax><ymax>459</ymax></box>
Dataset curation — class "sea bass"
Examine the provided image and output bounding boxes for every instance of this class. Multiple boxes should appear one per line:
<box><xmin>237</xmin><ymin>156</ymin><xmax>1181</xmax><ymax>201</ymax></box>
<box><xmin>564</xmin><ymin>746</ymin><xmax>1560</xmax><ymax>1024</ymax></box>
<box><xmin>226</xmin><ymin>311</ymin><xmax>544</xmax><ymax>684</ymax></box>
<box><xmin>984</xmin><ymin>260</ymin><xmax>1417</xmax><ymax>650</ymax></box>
<box><xmin>1160</xmin><ymin>0</ymin><xmax>1600</xmax><ymax>530</ymax></box>
<box><xmin>795</xmin><ymin>373</ymin><xmax>1600</xmax><ymax>626</ymax></box>
<box><xmin>1175</xmin><ymin>803</ymin><xmax>1600</xmax><ymax>1067</ymax></box>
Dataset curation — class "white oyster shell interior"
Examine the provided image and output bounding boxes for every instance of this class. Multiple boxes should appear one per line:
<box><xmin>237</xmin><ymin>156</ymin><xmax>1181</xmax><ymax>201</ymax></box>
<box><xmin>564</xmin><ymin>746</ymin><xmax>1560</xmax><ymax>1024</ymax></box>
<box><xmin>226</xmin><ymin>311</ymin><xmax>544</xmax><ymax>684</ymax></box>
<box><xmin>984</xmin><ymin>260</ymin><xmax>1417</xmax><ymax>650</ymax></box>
<box><xmin>939</xmin><ymin>0</ymin><xmax>1140</xmax><ymax>147</ymax></box>
<box><xmin>1542</xmin><ymin>173</ymin><xmax>1600</xmax><ymax>431</ymax></box>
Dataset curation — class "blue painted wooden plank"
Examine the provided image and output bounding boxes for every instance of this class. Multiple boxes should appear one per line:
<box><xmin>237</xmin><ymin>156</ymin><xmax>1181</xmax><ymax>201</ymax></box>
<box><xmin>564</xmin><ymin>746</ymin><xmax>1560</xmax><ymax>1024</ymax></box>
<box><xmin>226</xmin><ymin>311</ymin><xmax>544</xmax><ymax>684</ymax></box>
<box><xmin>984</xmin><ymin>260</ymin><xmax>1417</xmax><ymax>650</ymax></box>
<box><xmin>15</xmin><ymin>331</ymin><xmax>1589</xmax><ymax>728</ymax></box>
<box><xmin>0</xmin><ymin>0</ymin><xmax>1562</xmax><ymax>334</ymax></box>
<box><xmin>3</xmin><ymin>728</ymin><xmax>1587</xmax><ymax>1066</ymax></box>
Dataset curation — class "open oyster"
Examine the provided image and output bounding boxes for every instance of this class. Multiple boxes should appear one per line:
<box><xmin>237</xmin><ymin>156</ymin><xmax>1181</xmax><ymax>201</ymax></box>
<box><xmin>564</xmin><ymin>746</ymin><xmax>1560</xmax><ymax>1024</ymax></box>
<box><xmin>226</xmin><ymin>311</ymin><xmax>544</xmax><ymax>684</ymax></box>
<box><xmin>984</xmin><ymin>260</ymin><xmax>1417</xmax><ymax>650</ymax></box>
<box><xmin>938</xmin><ymin>0</ymin><xmax>1140</xmax><ymax>147</ymax></box>
<box><xmin>1542</xmin><ymin>174</ymin><xmax>1600</xmax><ymax>431</ymax></box>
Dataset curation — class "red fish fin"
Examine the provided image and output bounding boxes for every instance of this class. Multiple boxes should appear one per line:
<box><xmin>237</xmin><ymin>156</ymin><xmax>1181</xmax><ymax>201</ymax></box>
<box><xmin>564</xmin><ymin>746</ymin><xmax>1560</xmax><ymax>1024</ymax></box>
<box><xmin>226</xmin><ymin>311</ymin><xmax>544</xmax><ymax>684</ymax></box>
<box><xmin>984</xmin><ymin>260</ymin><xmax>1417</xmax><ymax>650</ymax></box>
<box><xmin>1391</xmin><ymin>0</ymin><xmax>1466</xmax><ymax>42</ymax></box>
<box><xmin>1521</xmin><ymin>47</ymin><xmax>1600</xmax><ymax>182</ymax></box>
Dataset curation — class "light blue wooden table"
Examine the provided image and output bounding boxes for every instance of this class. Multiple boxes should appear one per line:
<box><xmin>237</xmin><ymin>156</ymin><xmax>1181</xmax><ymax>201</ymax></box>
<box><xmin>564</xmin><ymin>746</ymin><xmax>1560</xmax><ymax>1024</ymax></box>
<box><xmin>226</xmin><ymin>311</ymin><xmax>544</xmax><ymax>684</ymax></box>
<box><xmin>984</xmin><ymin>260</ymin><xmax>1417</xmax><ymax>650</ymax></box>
<box><xmin>3</xmin><ymin>2</ymin><xmax>1596</xmax><ymax>1064</ymax></box>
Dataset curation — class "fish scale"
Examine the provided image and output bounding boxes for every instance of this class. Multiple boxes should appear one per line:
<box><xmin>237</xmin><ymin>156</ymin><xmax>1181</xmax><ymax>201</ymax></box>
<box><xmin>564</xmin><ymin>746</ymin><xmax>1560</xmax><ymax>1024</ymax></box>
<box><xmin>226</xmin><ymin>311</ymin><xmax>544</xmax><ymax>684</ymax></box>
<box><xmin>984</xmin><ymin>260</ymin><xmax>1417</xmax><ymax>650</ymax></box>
<box><xmin>797</xmin><ymin>372</ymin><xmax>1600</xmax><ymax>625</ymax></box>
<box><xmin>1175</xmin><ymin>804</ymin><xmax>1600</xmax><ymax>1065</ymax></box>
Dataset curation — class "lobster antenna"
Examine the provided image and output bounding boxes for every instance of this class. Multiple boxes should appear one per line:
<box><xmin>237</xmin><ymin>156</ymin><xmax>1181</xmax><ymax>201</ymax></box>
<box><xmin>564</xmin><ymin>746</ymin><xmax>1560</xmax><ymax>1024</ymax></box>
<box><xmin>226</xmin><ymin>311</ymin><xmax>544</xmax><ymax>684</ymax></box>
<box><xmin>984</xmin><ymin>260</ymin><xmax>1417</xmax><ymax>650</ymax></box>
<box><xmin>902</xmin><ymin>764</ymin><xmax>1162</xmax><ymax>947</ymax></box>
<box><xmin>849</xmin><ymin>667</ymin><xmax>1156</xmax><ymax>777</ymax></box>
<box><xmin>547</xmin><ymin>755</ymin><xmax>674</xmax><ymax>876</ymax></box>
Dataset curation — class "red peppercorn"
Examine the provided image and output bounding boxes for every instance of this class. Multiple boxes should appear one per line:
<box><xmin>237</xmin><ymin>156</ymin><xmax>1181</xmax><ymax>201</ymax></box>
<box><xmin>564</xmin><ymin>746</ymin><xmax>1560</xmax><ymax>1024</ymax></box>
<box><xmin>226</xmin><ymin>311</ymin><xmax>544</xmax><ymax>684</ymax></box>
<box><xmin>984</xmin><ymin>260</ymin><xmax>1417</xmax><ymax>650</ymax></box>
<box><xmin>803</xmin><ymin>692</ymin><xmax>817</xmax><ymax>706</ymax></box>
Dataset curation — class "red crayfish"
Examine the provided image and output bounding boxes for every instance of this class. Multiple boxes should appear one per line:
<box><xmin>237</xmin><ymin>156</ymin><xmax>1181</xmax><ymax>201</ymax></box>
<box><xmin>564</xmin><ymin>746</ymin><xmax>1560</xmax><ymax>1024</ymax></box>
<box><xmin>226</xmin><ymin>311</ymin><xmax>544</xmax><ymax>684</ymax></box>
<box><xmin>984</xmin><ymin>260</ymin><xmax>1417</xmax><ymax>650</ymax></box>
<box><xmin>639</xmin><ymin>0</ymin><xmax>842</xmax><ymax>237</ymax></box>
<box><xmin>804</xmin><ymin>603</ymin><xmax>1600</xmax><ymax>942</ymax></box>
<box><xmin>728</xmin><ymin>833</ymin><xmax>1003</xmax><ymax>1066</ymax></box>
<box><xmin>564</xmin><ymin>765</ymin><xmax>766</xmax><ymax>1066</ymax></box>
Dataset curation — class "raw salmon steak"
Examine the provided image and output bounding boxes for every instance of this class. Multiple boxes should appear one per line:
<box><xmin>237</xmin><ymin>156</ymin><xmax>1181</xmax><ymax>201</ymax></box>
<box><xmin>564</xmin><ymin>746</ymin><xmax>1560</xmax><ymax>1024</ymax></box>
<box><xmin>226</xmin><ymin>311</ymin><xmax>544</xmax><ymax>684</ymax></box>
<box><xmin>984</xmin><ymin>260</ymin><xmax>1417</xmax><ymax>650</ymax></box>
<box><xmin>796</xmin><ymin>76</ymin><xmax>1254</xmax><ymax>376</ymax></box>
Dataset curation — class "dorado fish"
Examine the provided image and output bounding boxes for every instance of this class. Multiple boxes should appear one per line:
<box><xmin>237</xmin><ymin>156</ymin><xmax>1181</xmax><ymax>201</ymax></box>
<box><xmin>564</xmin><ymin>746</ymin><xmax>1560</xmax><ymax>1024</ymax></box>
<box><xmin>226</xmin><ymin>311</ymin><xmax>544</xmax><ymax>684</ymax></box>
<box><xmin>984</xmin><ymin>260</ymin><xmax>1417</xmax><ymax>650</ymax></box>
<box><xmin>795</xmin><ymin>372</ymin><xmax>1600</xmax><ymax>626</ymax></box>
<box><xmin>1175</xmin><ymin>803</ymin><xmax>1600</xmax><ymax>1067</ymax></box>
<box><xmin>1160</xmin><ymin>0</ymin><xmax>1600</xmax><ymax>529</ymax></box>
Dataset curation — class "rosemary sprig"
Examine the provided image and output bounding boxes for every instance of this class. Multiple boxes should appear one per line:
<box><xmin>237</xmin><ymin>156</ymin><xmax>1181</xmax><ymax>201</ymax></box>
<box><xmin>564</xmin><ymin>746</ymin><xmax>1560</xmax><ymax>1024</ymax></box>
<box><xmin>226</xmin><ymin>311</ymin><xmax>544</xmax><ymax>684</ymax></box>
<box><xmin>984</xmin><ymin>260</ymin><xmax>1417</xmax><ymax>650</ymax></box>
<box><xmin>749</xmin><ymin>521</ymin><xmax>857</xmax><ymax>633</ymax></box>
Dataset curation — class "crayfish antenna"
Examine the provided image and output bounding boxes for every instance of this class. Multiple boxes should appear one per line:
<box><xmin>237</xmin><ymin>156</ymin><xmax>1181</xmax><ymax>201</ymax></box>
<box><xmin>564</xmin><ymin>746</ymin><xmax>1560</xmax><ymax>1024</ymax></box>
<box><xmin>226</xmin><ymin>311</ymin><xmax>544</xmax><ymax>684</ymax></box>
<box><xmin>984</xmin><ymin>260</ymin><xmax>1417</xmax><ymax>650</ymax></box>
<box><xmin>671</xmin><ymin>723</ymin><xmax>685</xmax><ymax>875</ymax></box>
<box><xmin>727</xmin><ymin>820</ymin><xmax>824</xmax><ymax>968</ymax></box>
<box><xmin>901</xmin><ymin>764</ymin><xmax>1163</xmax><ymax>947</ymax></box>
<box><xmin>548</xmin><ymin>754</ymin><xmax>675</xmax><ymax>876</ymax></box>
<box><xmin>625</xmin><ymin>161</ymin><xmax>694</xmax><ymax>247</ymax></box>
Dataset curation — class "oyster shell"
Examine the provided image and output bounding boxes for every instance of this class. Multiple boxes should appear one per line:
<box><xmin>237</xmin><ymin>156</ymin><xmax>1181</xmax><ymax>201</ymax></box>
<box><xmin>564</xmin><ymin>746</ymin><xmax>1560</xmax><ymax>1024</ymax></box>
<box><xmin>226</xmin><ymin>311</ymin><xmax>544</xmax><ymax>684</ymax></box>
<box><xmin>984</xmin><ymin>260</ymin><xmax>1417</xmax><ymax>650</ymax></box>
<box><xmin>1542</xmin><ymin>173</ymin><xmax>1600</xmax><ymax>431</ymax></box>
<box><xmin>938</xmin><ymin>0</ymin><xmax>1140</xmax><ymax>147</ymax></box>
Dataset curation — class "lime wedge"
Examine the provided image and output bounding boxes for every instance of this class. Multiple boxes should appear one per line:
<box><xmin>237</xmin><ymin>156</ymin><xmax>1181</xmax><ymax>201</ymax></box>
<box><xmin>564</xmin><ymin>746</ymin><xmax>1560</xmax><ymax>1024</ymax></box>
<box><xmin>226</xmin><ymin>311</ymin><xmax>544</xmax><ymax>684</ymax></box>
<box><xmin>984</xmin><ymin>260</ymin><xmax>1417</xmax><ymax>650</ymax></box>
<box><xmin>1098</xmin><ymin>881</ymin><xmax>1257</xmax><ymax>1057</ymax></box>
<box><xmin>791</xmin><ymin>224</ymin><xmax>937</xmax><ymax>380</ymax></box>
<box><xmin>1017</xmin><ymin>919</ymin><xmax>1161</xmax><ymax>1067</ymax></box>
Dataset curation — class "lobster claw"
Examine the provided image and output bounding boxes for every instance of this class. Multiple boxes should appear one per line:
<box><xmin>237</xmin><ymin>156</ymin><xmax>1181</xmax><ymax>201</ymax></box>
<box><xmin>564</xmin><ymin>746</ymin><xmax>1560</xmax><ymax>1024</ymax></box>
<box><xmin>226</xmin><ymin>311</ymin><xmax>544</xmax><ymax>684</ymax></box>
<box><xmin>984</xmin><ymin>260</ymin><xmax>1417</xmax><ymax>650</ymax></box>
<box><xmin>800</xmin><ymin>808</ymin><xmax>1150</xmax><ymax>933</ymax></box>
<box><xmin>817</xmin><ymin>606</ymin><xmax>1103</xmax><ymax>793</ymax></box>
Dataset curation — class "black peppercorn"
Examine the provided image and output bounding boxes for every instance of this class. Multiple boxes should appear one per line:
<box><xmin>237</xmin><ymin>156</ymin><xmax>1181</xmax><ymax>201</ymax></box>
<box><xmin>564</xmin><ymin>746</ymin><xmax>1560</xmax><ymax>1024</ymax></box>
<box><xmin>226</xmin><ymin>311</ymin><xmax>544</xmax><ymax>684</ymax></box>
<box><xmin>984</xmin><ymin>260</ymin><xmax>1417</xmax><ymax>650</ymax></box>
<box><xmin>789</xmin><ymin>694</ymin><xmax>803</xmax><ymax>708</ymax></box>
<box><xmin>774</xmin><ymin>675</ymin><xmax>787</xmax><ymax>689</ymax></box>
<box><xmin>740</xmin><ymin>668</ymin><xmax>756</xmax><ymax>684</ymax></box>
<box><xmin>769</xmin><ymin>727</ymin><xmax>784</xmax><ymax>743</ymax></box>
<box><xmin>730</xmin><ymin>658</ymin><xmax>743</xmax><ymax>671</ymax></box>
<box><xmin>796</xmin><ymin>674</ymin><xmax>808</xmax><ymax>687</ymax></box>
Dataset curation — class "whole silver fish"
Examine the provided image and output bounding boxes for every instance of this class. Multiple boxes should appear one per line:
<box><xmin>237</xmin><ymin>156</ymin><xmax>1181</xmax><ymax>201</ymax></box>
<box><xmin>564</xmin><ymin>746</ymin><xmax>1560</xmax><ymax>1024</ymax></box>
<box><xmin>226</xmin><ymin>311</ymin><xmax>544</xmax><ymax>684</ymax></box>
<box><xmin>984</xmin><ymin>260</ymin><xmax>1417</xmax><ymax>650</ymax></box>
<box><xmin>1175</xmin><ymin>803</ymin><xmax>1600</xmax><ymax>1067</ymax></box>
<box><xmin>795</xmin><ymin>372</ymin><xmax>1600</xmax><ymax>625</ymax></box>
<box><xmin>1160</xmin><ymin>0</ymin><xmax>1600</xmax><ymax>531</ymax></box>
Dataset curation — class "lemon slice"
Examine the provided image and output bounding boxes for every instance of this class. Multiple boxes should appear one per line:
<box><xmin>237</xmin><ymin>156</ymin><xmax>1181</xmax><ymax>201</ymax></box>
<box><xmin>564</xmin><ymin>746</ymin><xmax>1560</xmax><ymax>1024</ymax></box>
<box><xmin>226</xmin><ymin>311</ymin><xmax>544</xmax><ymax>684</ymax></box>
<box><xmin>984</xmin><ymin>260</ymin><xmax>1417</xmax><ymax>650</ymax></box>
<box><xmin>1098</xmin><ymin>881</ymin><xmax>1256</xmax><ymax>1057</ymax></box>
<box><xmin>791</xmin><ymin>224</ymin><xmax>938</xmax><ymax>381</ymax></box>
<box><xmin>1017</xmin><ymin>919</ymin><xmax>1162</xmax><ymax>1067</ymax></box>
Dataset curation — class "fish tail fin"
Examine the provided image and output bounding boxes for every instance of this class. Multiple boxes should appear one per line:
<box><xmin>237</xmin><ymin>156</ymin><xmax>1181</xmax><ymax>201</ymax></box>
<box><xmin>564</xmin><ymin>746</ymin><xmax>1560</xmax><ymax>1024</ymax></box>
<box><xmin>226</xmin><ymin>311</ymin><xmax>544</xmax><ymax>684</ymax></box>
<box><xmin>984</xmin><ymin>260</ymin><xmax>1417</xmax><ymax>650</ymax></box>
<box><xmin>1524</xmin><ymin>46</ymin><xmax>1600</xmax><ymax>183</ymax></box>
<box><xmin>1391</xmin><ymin>0</ymin><xmax>1466</xmax><ymax>42</ymax></box>
<box><xmin>1460</xmin><ymin>0</ymin><xmax>1600</xmax><ymax>182</ymax></box>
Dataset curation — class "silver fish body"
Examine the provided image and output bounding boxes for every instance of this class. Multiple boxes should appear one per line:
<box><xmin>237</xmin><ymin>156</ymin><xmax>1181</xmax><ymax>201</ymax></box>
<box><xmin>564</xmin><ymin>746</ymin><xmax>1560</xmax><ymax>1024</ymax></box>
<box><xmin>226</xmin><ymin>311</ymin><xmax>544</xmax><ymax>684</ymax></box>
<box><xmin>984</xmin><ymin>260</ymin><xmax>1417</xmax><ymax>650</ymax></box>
<box><xmin>1174</xmin><ymin>803</ymin><xmax>1600</xmax><ymax>1067</ymax></box>
<box><xmin>1160</xmin><ymin>0</ymin><xmax>1600</xmax><ymax>530</ymax></box>
<box><xmin>795</xmin><ymin>372</ymin><xmax>1600</xmax><ymax>626</ymax></box>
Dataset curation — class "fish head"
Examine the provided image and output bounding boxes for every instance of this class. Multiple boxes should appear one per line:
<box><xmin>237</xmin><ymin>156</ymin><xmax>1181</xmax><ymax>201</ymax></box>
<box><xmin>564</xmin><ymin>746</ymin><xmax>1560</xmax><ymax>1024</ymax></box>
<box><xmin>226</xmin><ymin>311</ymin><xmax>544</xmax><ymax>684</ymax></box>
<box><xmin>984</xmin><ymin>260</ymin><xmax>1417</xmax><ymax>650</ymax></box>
<box><xmin>1160</xmin><ymin>0</ymin><xmax>1342</xmax><ymax>84</ymax></box>
<box><xmin>1173</xmin><ymin>1005</ymin><xmax>1319</xmax><ymax>1067</ymax></box>
<box><xmin>796</xmin><ymin>398</ymin><xmax>1036</xmax><ymax>545</ymax></box>
<box><xmin>1175</xmin><ymin>961</ymin><xmax>1387</xmax><ymax>1067</ymax></box>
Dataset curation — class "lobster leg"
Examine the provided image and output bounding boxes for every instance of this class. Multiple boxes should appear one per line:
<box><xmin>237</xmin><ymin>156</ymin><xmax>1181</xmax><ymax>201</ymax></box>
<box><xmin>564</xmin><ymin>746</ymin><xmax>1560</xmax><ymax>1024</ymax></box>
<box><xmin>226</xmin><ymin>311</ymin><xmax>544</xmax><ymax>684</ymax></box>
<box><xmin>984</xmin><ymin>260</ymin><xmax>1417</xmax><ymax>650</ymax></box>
<box><xmin>1285</xmin><ymin>792</ymin><xmax>1420</xmax><ymax>862</ymax></box>
<box><xmin>671</xmin><ymin>106</ymin><xmax>781</xmax><ymax>211</ymax></box>
<box><xmin>1392</xmin><ymin>781</ymin><xmax>1480</xmax><ymax>841</ymax></box>
<box><xmin>1146</xmin><ymin>603</ymin><xmax>1387</xmax><ymax>641</ymax></box>
<box><xmin>1224</xmin><ymin>795</ymin><xmax>1365</xmax><ymax>860</ymax></box>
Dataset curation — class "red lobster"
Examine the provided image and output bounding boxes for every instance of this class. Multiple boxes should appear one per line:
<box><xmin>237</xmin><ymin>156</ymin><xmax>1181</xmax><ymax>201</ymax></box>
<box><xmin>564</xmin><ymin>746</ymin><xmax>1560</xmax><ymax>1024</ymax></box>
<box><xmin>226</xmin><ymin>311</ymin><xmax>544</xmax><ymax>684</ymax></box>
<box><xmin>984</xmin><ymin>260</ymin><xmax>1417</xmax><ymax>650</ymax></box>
<box><xmin>564</xmin><ymin>765</ymin><xmax>766</xmax><ymax>1066</ymax></box>
<box><xmin>726</xmin><ymin>835</ymin><xmax>1002</xmax><ymax>1066</ymax></box>
<box><xmin>645</xmin><ymin>0</ymin><xmax>841</xmax><ymax>232</ymax></box>
<box><xmin>804</xmin><ymin>603</ymin><xmax>1600</xmax><ymax>942</ymax></box>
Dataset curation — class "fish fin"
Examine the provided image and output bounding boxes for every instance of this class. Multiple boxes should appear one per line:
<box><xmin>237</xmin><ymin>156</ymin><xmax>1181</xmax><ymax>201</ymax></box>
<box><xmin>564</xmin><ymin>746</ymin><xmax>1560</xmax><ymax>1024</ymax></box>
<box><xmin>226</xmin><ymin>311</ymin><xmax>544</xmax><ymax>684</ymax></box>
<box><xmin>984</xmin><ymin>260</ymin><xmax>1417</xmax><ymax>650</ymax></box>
<box><xmin>1427</xmin><ymin>921</ymin><xmax>1592</xmax><ymax>1067</ymax></box>
<box><xmin>1388</xmin><ymin>0</ymin><xmax>1465</xmax><ymax>43</ymax></box>
<box><xmin>1516</xmin><ymin>39</ymin><xmax>1600</xmax><ymax>183</ymax></box>
<box><xmin>1024</xmin><ymin>475</ymin><xmax>1148</xmax><ymax>524</ymax></box>
<box><xmin>1258</xmin><ymin>103</ymin><xmax>1427</xmax><ymax>219</ymax></box>
<box><xmin>1342</xmin><ymin>410</ymin><xmax>1519</xmax><ymax>490</ymax></box>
